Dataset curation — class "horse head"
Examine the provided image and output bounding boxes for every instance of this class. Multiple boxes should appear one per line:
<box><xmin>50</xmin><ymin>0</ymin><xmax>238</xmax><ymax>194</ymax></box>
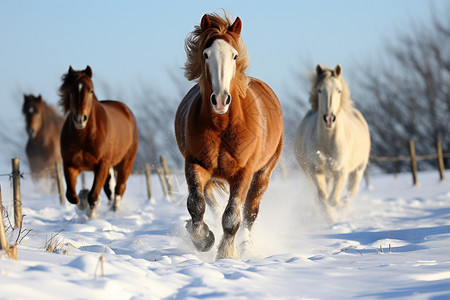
<box><xmin>23</xmin><ymin>94</ymin><xmax>44</xmax><ymax>138</ymax></box>
<box><xmin>316</xmin><ymin>64</ymin><xmax>343</xmax><ymax>129</ymax></box>
<box><xmin>200</xmin><ymin>14</ymin><xmax>242</xmax><ymax>114</ymax></box>
<box><xmin>65</xmin><ymin>66</ymin><xmax>95</xmax><ymax>130</ymax></box>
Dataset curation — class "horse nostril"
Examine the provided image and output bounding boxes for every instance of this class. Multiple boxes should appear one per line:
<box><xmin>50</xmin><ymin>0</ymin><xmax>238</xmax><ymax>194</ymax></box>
<box><xmin>73</xmin><ymin>114</ymin><xmax>78</xmax><ymax>123</ymax></box>
<box><xmin>211</xmin><ymin>94</ymin><xmax>217</xmax><ymax>106</ymax></box>
<box><xmin>82</xmin><ymin>115</ymin><xmax>87</xmax><ymax>122</ymax></box>
<box><xmin>323</xmin><ymin>114</ymin><xmax>336</xmax><ymax>125</ymax></box>
<box><xmin>225</xmin><ymin>95</ymin><xmax>231</xmax><ymax>105</ymax></box>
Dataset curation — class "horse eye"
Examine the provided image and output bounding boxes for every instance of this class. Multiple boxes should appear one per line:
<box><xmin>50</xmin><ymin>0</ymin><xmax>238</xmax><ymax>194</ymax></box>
<box><xmin>318</xmin><ymin>89</ymin><xmax>322</xmax><ymax>94</ymax></box>
<box><xmin>203</xmin><ymin>53</ymin><xmax>208</xmax><ymax>59</ymax></box>
<box><xmin>90</xmin><ymin>90</ymin><xmax>94</xmax><ymax>94</ymax></box>
<box><xmin>233</xmin><ymin>54</ymin><xmax>238</xmax><ymax>60</ymax></box>
<box><xmin>338</xmin><ymin>90</ymin><xmax>342</xmax><ymax>94</ymax></box>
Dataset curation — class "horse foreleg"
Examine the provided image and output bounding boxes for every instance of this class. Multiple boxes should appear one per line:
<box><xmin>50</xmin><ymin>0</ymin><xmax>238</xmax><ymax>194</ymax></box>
<box><xmin>313</xmin><ymin>172</ymin><xmax>328</xmax><ymax>207</ymax></box>
<box><xmin>217</xmin><ymin>172</ymin><xmax>252</xmax><ymax>260</ymax></box>
<box><xmin>185</xmin><ymin>163</ymin><xmax>214</xmax><ymax>252</ymax></box>
<box><xmin>64</xmin><ymin>166</ymin><xmax>80</xmax><ymax>205</ymax></box>
<box><xmin>312</xmin><ymin>172</ymin><xmax>335</xmax><ymax>221</ymax></box>
<box><xmin>330</xmin><ymin>170</ymin><xmax>348</xmax><ymax>207</ymax></box>
<box><xmin>346</xmin><ymin>167</ymin><xmax>365</xmax><ymax>205</ymax></box>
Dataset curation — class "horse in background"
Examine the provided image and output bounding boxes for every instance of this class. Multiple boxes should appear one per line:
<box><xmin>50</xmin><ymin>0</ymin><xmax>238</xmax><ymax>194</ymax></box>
<box><xmin>294</xmin><ymin>64</ymin><xmax>370</xmax><ymax>220</ymax></box>
<box><xmin>59</xmin><ymin>66</ymin><xmax>138</xmax><ymax>217</ymax></box>
<box><xmin>22</xmin><ymin>94</ymin><xmax>64</xmax><ymax>185</ymax></box>
<box><xmin>175</xmin><ymin>12</ymin><xmax>283</xmax><ymax>259</ymax></box>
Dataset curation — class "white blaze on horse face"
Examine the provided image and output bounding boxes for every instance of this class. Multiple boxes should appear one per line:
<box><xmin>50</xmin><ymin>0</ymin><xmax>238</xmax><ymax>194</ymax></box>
<box><xmin>72</xmin><ymin>81</ymin><xmax>90</xmax><ymax>130</ymax></box>
<box><xmin>319</xmin><ymin>77</ymin><xmax>342</xmax><ymax>129</ymax></box>
<box><xmin>203</xmin><ymin>39</ymin><xmax>238</xmax><ymax>114</ymax></box>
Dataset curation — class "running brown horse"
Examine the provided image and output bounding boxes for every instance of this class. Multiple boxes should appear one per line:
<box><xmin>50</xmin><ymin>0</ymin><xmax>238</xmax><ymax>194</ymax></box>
<box><xmin>22</xmin><ymin>94</ymin><xmax>64</xmax><ymax>182</ymax></box>
<box><xmin>59</xmin><ymin>66</ymin><xmax>138</xmax><ymax>217</ymax></box>
<box><xmin>175</xmin><ymin>12</ymin><xmax>284</xmax><ymax>259</ymax></box>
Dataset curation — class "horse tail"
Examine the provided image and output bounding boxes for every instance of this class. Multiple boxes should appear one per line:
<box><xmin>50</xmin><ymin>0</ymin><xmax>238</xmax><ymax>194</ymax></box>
<box><xmin>211</xmin><ymin>178</ymin><xmax>229</xmax><ymax>197</ymax></box>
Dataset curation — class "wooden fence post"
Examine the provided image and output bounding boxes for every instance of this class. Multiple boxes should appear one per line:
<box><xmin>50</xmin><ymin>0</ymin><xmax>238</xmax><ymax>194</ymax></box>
<box><xmin>409</xmin><ymin>140</ymin><xmax>419</xmax><ymax>186</ymax></box>
<box><xmin>0</xmin><ymin>185</ymin><xmax>8</xmax><ymax>250</ymax></box>
<box><xmin>145</xmin><ymin>164</ymin><xmax>154</xmax><ymax>202</ymax></box>
<box><xmin>12</xmin><ymin>158</ymin><xmax>22</xmax><ymax>229</ymax></box>
<box><xmin>156</xmin><ymin>168</ymin><xmax>168</xmax><ymax>197</ymax></box>
<box><xmin>55</xmin><ymin>162</ymin><xmax>65</xmax><ymax>205</ymax></box>
<box><xmin>160</xmin><ymin>156</ymin><xmax>173</xmax><ymax>199</ymax></box>
<box><xmin>436</xmin><ymin>138</ymin><xmax>445</xmax><ymax>182</ymax></box>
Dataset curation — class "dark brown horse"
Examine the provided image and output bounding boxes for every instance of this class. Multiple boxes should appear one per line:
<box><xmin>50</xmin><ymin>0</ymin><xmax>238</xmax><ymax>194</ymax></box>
<box><xmin>22</xmin><ymin>94</ymin><xmax>64</xmax><ymax>182</ymax></box>
<box><xmin>175</xmin><ymin>13</ymin><xmax>284</xmax><ymax>259</ymax></box>
<box><xmin>59</xmin><ymin>66</ymin><xmax>138</xmax><ymax>217</ymax></box>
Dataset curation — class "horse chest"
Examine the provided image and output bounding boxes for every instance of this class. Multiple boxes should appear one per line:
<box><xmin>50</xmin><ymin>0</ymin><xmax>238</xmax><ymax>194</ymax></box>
<box><xmin>194</xmin><ymin>126</ymin><xmax>254</xmax><ymax>177</ymax></box>
<box><xmin>316</xmin><ymin>149</ymin><xmax>346</xmax><ymax>173</ymax></box>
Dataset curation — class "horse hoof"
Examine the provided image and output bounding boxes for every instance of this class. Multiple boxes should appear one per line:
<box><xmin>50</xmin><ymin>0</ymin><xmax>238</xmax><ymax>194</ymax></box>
<box><xmin>186</xmin><ymin>220</ymin><xmax>215</xmax><ymax>252</ymax></box>
<box><xmin>68</xmin><ymin>197</ymin><xmax>80</xmax><ymax>205</ymax></box>
<box><xmin>77</xmin><ymin>189</ymin><xmax>89</xmax><ymax>210</ymax></box>
<box><xmin>217</xmin><ymin>240</ymin><xmax>239</xmax><ymax>260</ymax></box>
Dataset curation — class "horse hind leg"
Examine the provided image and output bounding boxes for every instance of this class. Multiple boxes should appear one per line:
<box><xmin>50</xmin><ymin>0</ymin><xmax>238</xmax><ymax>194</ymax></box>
<box><xmin>345</xmin><ymin>167</ymin><xmax>366</xmax><ymax>205</ymax></box>
<box><xmin>111</xmin><ymin>143</ymin><xmax>137</xmax><ymax>212</ymax></box>
<box><xmin>111</xmin><ymin>164</ymin><xmax>131</xmax><ymax>212</ymax></box>
<box><xmin>103</xmin><ymin>168</ymin><xmax>116</xmax><ymax>206</ymax></box>
<box><xmin>329</xmin><ymin>170</ymin><xmax>348</xmax><ymax>207</ymax></box>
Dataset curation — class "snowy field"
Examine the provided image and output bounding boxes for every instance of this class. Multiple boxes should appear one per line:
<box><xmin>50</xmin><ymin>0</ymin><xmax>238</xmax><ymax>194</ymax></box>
<box><xmin>0</xmin><ymin>169</ymin><xmax>449</xmax><ymax>299</ymax></box>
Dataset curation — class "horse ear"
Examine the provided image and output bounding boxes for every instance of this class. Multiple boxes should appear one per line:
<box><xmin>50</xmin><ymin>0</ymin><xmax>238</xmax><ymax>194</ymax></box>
<box><xmin>334</xmin><ymin>64</ymin><xmax>342</xmax><ymax>76</ymax></box>
<box><xmin>37</xmin><ymin>95</ymin><xmax>42</xmax><ymax>102</ymax></box>
<box><xmin>201</xmin><ymin>14</ymin><xmax>212</xmax><ymax>31</ymax></box>
<box><xmin>85</xmin><ymin>66</ymin><xmax>93</xmax><ymax>78</ymax></box>
<box><xmin>316</xmin><ymin>64</ymin><xmax>324</xmax><ymax>75</ymax></box>
<box><xmin>229</xmin><ymin>17</ymin><xmax>242</xmax><ymax>34</ymax></box>
<box><xmin>69</xmin><ymin>66</ymin><xmax>75</xmax><ymax>73</ymax></box>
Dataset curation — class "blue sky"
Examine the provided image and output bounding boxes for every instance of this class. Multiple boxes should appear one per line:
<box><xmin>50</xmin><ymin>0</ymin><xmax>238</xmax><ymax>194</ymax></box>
<box><xmin>0</xmin><ymin>0</ymin><xmax>446</xmax><ymax>125</ymax></box>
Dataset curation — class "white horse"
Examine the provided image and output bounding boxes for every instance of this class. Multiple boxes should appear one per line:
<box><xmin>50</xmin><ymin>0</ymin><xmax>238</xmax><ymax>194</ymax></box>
<box><xmin>294</xmin><ymin>64</ymin><xmax>370</xmax><ymax>218</ymax></box>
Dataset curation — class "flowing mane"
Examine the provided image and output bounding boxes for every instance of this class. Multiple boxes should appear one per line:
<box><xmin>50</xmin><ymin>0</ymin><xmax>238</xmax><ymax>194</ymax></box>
<box><xmin>308</xmin><ymin>66</ymin><xmax>353</xmax><ymax>111</ymax></box>
<box><xmin>184</xmin><ymin>11</ymin><xmax>250</xmax><ymax>97</ymax></box>
<box><xmin>58</xmin><ymin>70</ymin><xmax>93</xmax><ymax>114</ymax></box>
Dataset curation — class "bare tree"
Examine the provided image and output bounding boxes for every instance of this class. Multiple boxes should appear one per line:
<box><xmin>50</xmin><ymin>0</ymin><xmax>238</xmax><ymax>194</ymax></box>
<box><xmin>353</xmin><ymin>4</ymin><xmax>450</xmax><ymax>173</ymax></box>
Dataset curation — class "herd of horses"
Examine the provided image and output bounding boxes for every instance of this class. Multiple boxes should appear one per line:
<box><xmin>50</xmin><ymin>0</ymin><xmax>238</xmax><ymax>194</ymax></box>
<box><xmin>21</xmin><ymin>12</ymin><xmax>370</xmax><ymax>259</ymax></box>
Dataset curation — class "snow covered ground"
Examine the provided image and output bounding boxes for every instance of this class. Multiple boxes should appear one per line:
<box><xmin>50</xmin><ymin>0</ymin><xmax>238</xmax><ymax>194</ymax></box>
<box><xmin>0</xmin><ymin>169</ymin><xmax>449</xmax><ymax>299</ymax></box>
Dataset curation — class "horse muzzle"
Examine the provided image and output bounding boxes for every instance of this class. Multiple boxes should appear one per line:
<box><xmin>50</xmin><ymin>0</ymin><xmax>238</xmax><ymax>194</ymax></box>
<box><xmin>27</xmin><ymin>128</ymin><xmax>37</xmax><ymax>138</ymax></box>
<box><xmin>210</xmin><ymin>93</ymin><xmax>231</xmax><ymax>114</ymax></box>
<box><xmin>323</xmin><ymin>113</ymin><xmax>336</xmax><ymax>128</ymax></box>
<box><xmin>73</xmin><ymin>113</ymin><xmax>88</xmax><ymax>129</ymax></box>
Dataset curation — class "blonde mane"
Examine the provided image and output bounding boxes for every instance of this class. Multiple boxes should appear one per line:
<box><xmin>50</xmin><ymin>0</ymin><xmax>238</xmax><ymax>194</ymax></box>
<box><xmin>184</xmin><ymin>11</ymin><xmax>250</xmax><ymax>98</ymax></box>
<box><xmin>308</xmin><ymin>66</ymin><xmax>354</xmax><ymax>111</ymax></box>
